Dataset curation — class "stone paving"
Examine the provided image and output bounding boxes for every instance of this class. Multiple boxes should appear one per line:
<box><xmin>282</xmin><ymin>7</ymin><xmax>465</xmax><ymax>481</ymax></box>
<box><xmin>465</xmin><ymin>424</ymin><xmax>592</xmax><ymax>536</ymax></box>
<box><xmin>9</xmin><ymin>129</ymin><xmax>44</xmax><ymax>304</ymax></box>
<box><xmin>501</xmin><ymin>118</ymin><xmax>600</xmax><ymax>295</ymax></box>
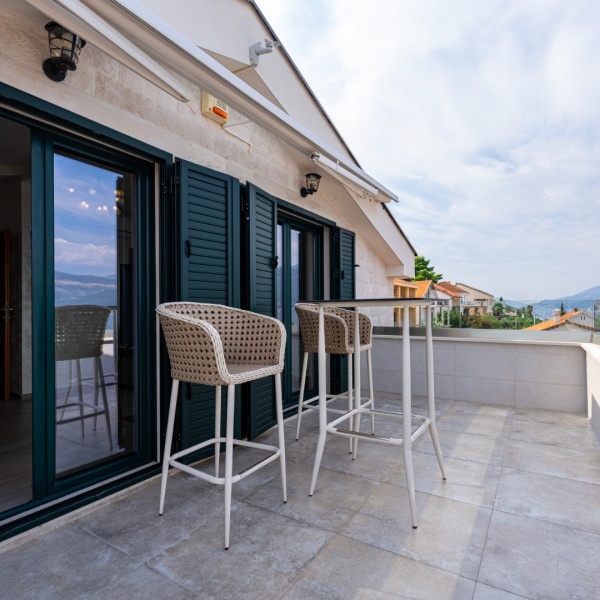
<box><xmin>2</xmin><ymin>395</ymin><xmax>600</xmax><ymax>599</ymax></box>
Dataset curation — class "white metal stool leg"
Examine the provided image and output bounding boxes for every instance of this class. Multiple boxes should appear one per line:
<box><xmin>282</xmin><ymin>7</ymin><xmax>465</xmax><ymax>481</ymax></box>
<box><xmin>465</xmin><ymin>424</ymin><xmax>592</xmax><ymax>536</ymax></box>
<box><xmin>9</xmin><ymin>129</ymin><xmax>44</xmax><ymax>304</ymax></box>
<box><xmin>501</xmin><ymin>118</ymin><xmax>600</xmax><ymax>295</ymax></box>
<box><xmin>309</xmin><ymin>306</ymin><xmax>327</xmax><ymax>496</ymax></box>
<box><xmin>76</xmin><ymin>359</ymin><xmax>85</xmax><ymax>437</ymax></box>
<box><xmin>214</xmin><ymin>385</ymin><xmax>221</xmax><ymax>478</ymax></box>
<box><xmin>274</xmin><ymin>373</ymin><xmax>287</xmax><ymax>503</ymax></box>
<box><xmin>347</xmin><ymin>354</ymin><xmax>353</xmax><ymax>453</ymax></box>
<box><xmin>59</xmin><ymin>360</ymin><xmax>74</xmax><ymax>420</ymax></box>
<box><xmin>96</xmin><ymin>357</ymin><xmax>113</xmax><ymax>449</ymax></box>
<box><xmin>295</xmin><ymin>352</ymin><xmax>309</xmax><ymax>440</ymax></box>
<box><xmin>367</xmin><ymin>348</ymin><xmax>375</xmax><ymax>434</ymax></box>
<box><xmin>93</xmin><ymin>364</ymin><xmax>99</xmax><ymax>431</ymax></box>
<box><xmin>159</xmin><ymin>379</ymin><xmax>179</xmax><ymax>516</ymax></box>
<box><xmin>223</xmin><ymin>384</ymin><xmax>235</xmax><ymax>549</ymax></box>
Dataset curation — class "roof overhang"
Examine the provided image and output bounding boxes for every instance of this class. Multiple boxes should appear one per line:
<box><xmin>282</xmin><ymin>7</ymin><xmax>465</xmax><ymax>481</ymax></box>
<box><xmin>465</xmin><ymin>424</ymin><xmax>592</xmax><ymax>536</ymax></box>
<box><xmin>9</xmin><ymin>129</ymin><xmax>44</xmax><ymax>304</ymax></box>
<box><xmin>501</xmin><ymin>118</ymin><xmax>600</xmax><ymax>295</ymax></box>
<box><xmin>24</xmin><ymin>0</ymin><xmax>399</xmax><ymax>204</ymax></box>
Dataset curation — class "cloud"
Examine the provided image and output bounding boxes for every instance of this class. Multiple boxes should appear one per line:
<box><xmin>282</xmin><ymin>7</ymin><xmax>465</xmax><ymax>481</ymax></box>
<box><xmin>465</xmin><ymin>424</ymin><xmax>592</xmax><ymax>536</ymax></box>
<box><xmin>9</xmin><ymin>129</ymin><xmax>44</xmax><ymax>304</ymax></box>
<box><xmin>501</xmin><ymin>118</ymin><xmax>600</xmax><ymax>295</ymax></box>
<box><xmin>258</xmin><ymin>0</ymin><xmax>600</xmax><ymax>299</ymax></box>
<box><xmin>54</xmin><ymin>238</ymin><xmax>116</xmax><ymax>276</ymax></box>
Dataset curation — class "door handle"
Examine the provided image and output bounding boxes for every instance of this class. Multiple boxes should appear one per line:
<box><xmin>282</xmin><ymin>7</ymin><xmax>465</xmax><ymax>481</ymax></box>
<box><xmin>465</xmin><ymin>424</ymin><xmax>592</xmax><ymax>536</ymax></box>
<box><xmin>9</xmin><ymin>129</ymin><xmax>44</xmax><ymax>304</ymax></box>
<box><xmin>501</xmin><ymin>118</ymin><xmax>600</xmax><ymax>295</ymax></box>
<box><xmin>1</xmin><ymin>302</ymin><xmax>12</xmax><ymax>323</ymax></box>
<box><xmin>185</xmin><ymin>240</ymin><xmax>192</xmax><ymax>257</ymax></box>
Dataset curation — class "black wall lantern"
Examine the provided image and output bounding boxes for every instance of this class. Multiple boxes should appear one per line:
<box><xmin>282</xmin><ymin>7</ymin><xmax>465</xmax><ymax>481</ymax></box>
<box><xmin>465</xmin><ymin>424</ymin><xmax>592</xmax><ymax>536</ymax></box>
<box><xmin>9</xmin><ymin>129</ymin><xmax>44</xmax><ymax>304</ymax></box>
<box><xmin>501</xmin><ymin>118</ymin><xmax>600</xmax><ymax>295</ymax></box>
<box><xmin>300</xmin><ymin>173</ymin><xmax>321</xmax><ymax>197</ymax></box>
<box><xmin>43</xmin><ymin>21</ymin><xmax>86</xmax><ymax>82</ymax></box>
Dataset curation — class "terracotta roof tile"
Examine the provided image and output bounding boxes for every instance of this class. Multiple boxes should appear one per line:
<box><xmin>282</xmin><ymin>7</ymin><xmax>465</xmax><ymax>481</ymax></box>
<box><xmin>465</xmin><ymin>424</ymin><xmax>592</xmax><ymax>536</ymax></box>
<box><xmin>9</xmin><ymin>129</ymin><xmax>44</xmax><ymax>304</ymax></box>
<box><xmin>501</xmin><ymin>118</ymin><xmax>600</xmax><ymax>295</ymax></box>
<box><xmin>433</xmin><ymin>283</ymin><xmax>461</xmax><ymax>298</ymax></box>
<box><xmin>413</xmin><ymin>280</ymin><xmax>432</xmax><ymax>298</ymax></box>
<box><xmin>523</xmin><ymin>309</ymin><xmax>593</xmax><ymax>331</ymax></box>
<box><xmin>436</xmin><ymin>281</ymin><xmax>466</xmax><ymax>296</ymax></box>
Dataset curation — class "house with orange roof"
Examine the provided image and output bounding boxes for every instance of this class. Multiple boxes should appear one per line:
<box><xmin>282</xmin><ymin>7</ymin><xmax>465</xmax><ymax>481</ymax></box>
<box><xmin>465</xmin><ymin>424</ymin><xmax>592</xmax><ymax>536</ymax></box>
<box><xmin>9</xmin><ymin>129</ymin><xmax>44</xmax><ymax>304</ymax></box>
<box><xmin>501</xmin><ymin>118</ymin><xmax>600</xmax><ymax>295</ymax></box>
<box><xmin>435</xmin><ymin>281</ymin><xmax>469</xmax><ymax>312</ymax></box>
<box><xmin>412</xmin><ymin>280</ymin><xmax>454</xmax><ymax>325</ymax></box>
<box><xmin>524</xmin><ymin>308</ymin><xmax>594</xmax><ymax>331</ymax></box>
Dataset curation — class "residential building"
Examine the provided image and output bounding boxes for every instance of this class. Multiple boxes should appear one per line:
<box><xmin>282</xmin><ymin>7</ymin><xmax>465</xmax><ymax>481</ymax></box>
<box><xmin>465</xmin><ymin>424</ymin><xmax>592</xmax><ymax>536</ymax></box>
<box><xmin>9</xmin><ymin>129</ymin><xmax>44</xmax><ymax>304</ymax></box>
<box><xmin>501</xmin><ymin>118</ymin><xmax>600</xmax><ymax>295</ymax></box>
<box><xmin>455</xmin><ymin>282</ymin><xmax>495</xmax><ymax>315</ymax></box>
<box><xmin>524</xmin><ymin>308</ymin><xmax>594</xmax><ymax>331</ymax></box>
<box><xmin>435</xmin><ymin>281</ymin><xmax>468</xmax><ymax>311</ymax></box>
<box><xmin>393</xmin><ymin>279</ymin><xmax>418</xmax><ymax>326</ymax></box>
<box><xmin>0</xmin><ymin>0</ymin><xmax>416</xmax><ymax>538</ymax></box>
<box><xmin>412</xmin><ymin>280</ymin><xmax>453</xmax><ymax>325</ymax></box>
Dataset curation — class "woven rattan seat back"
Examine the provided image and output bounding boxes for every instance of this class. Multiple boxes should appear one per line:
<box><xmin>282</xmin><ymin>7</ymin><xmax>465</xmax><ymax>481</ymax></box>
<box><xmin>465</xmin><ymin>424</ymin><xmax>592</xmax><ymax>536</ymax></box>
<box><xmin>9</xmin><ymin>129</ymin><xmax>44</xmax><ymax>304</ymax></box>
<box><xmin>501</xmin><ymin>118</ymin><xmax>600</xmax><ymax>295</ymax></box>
<box><xmin>295</xmin><ymin>303</ymin><xmax>372</xmax><ymax>354</ymax></box>
<box><xmin>156</xmin><ymin>302</ymin><xmax>286</xmax><ymax>387</ymax></box>
<box><xmin>55</xmin><ymin>305</ymin><xmax>110</xmax><ymax>362</ymax></box>
<box><xmin>294</xmin><ymin>302</ymin><xmax>375</xmax><ymax>447</ymax></box>
<box><xmin>156</xmin><ymin>301</ymin><xmax>287</xmax><ymax>549</ymax></box>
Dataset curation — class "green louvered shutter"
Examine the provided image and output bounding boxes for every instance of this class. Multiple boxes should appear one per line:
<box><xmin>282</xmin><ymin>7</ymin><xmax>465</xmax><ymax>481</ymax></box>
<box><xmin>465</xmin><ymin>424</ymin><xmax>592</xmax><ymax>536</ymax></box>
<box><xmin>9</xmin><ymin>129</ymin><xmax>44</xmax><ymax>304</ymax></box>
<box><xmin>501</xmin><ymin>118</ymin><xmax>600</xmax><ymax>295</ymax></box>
<box><xmin>339</xmin><ymin>228</ymin><xmax>356</xmax><ymax>300</ymax></box>
<box><xmin>330</xmin><ymin>227</ymin><xmax>356</xmax><ymax>393</ymax></box>
<box><xmin>246</xmin><ymin>183</ymin><xmax>278</xmax><ymax>438</ymax></box>
<box><xmin>177</xmin><ymin>159</ymin><xmax>240</xmax><ymax>459</ymax></box>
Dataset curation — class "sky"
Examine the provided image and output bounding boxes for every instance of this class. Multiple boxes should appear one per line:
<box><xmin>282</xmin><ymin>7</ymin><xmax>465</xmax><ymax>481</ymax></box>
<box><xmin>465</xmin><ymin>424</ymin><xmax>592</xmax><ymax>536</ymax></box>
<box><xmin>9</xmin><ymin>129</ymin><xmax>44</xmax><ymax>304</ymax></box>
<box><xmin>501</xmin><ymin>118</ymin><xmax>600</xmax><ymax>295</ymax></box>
<box><xmin>54</xmin><ymin>154</ymin><xmax>118</xmax><ymax>277</ymax></box>
<box><xmin>256</xmin><ymin>0</ymin><xmax>600</xmax><ymax>301</ymax></box>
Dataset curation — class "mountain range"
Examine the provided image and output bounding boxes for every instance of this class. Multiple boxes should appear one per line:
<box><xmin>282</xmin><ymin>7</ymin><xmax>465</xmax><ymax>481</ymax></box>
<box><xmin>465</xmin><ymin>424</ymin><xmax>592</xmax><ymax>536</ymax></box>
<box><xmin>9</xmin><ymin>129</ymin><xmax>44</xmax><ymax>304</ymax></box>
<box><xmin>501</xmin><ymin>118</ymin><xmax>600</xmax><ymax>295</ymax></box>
<box><xmin>505</xmin><ymin>285</ymin><xmax>600</xmax><ymax>320</ymax></box>
<box><xmin>54</xmin><ymin>271</ymin><xmax>117</xmax><ymax>307</ymax></box>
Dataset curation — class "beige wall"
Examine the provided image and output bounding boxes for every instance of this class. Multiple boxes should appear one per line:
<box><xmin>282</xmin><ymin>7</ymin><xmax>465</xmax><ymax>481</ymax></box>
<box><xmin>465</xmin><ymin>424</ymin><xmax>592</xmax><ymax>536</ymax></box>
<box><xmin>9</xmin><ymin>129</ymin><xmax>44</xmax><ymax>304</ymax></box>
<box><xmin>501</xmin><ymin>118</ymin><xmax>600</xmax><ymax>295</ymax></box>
<box><xmin>138</xmin><ymin>0</ymin><xmax>354</xmax><ymax>159</ymax></box>
<box><xmin>0</xmin><ymin>7</ymin><xmax>399</xmax><ymax>325</ymax></box>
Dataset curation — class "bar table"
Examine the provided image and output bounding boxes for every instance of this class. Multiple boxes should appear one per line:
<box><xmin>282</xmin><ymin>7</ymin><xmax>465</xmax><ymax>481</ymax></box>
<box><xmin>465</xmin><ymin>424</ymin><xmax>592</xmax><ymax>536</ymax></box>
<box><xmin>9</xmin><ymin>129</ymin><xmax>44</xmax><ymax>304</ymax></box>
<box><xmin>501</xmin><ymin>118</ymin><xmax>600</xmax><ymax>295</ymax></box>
<box><xmin>308</xmin><ymin>298</ymin><xmax>446</xmax><ymax>528</ymax></box>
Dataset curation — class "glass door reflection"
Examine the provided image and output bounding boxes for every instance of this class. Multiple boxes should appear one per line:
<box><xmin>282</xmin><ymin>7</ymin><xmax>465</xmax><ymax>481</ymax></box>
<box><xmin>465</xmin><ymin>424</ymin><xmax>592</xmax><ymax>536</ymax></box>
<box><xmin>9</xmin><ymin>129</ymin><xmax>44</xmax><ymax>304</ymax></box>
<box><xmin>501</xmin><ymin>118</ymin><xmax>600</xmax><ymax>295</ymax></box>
<box><xmin>54</xmin><ymin>153</ymin><xmax>136</xmax><ymax>477</ymax></box>
<box><xmin>277</xmin><ymin>216</ymin><xmax>320</xmax><ymax>407</ymax></box>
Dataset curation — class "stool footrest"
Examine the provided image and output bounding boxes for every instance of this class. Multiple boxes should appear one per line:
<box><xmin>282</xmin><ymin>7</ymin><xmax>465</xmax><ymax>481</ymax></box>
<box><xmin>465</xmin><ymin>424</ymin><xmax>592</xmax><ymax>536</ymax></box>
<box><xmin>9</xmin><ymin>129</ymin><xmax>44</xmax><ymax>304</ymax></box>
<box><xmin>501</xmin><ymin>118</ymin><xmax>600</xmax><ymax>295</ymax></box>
<box><xmin>333</xmin><ymin>428</ymin><xmax>397</xmax><ymax>444</ymax></box>
<box><xmin>300</xmin><ymin>393</ymin><xmax>374</xmax><ymax>414</ymax></box>
<box><xmin>57</xmin><ymin>402</ymin><xmax>108</xmax><ymax>424</ymax></box>
<box><xmin>325</xmin><ymin>408</ymin><xmax>431</xmax><ymax>445</ymax></box>
<box><xmin>169</xmin><ymin>437</ymin><xmax>281</xmax><ymax>485</ymax></box>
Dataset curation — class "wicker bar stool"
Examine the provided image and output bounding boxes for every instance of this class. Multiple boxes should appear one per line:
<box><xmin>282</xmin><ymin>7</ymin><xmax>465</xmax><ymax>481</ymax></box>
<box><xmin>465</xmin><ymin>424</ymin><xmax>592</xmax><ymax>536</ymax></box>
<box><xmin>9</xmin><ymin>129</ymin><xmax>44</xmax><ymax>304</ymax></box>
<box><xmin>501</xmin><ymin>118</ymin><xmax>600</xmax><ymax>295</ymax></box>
<box><xmin>294</xmin><ymin>303</ymin><xmax>374</xmax><ymax>445</ymax></box>
<box><xmin>156</xmin><ymin>302</ymin><xmax>287</xmax><ymax>550</ymax></box>
<box><xmin>55</xmin><ymin>305</ymin><xmax>113</xmax><ymax>449</ymax></box>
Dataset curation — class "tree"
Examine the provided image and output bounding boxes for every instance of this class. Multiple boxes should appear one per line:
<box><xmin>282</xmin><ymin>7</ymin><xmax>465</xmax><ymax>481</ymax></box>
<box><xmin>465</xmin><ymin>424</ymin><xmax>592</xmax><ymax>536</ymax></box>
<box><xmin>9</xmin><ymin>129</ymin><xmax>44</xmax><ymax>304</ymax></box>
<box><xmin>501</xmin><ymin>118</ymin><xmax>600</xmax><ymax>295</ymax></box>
<box><xmin>413</xmin><ymin>256</ymin><xmax>443</xmax><ymax>283</ymax></box>
<box><xmin>492</xmin><ymin>302</ymin><xmax>504</xmax><ymax>317</ymax></box>
<box><xmin>463</xmin><ymin>314</ymin><xmax>498</xmax><ymax>329</ymax></box>
<box><xmin>525</xmin><ymin>305</ymin><xmax>533</xmax><ymax>319</ymax></box>
<box><xmin>560</xmin><ymin>301</ymin><xmax>565</xmax><ymax>315</ymax></box>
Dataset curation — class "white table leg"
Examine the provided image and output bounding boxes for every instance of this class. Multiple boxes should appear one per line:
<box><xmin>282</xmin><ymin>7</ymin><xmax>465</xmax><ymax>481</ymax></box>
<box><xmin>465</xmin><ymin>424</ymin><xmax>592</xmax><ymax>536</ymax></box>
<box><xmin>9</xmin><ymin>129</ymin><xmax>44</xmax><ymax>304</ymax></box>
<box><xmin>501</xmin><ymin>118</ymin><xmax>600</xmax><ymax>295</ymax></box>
<box><xmin>309</xmin><ymin>305</ymin><xmax>328</xmax><ymax>496</ymax></box>
<box><xmin>352</xmin><ymin>306</ymin><xmax>361</xmax><ymax>459</ymax></box>
<box><xmin>402</xmin><ymin>306</ymin><xmax>418</xmax><ymax>528</ymax></box>
<box><xmin>426</xmin><ymin>306</ymin><xmax>446</xmax><ymax>480</ymax></box>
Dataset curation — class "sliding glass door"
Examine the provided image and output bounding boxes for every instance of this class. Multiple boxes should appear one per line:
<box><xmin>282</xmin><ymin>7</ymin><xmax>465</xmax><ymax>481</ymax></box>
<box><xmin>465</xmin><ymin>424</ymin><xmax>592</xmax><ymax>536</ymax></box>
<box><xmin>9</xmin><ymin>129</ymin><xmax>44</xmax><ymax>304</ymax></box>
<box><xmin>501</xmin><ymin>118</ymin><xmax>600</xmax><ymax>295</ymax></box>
<box><xmin>53</xmin><ymin>152</ymin><xmax>138</xmax><ymax>477</ymax></box>
<box><xmin>276</xmin><ymin>214</ymin><xmax>322</xmax><ymax>409</ymax></box>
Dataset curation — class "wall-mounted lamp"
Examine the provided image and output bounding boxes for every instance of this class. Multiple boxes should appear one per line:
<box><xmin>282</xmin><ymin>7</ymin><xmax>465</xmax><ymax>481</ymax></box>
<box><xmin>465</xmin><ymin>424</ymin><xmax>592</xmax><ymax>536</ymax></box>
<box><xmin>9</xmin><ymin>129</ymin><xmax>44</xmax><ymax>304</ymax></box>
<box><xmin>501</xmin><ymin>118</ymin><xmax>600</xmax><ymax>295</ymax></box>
<box><xmin>43</xmin><ymin>21</ymin><xmax>86</xmax><ymax>82</ymax></box>
<box><xmin>300</xmin><ymin>173</ymin><xmax>321</xmax><ymax>197</ymax></box>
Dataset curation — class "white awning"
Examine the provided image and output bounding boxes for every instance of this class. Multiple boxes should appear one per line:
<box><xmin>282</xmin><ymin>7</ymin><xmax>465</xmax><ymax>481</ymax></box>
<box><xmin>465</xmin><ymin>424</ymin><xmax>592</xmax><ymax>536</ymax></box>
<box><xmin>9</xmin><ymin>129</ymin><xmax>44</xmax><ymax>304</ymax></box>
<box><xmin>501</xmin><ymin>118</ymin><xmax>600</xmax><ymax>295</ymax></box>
<box><xmin>311</xmin><ymin>152</ymin><xmax>387</xmax><ymax>203</ymax></box>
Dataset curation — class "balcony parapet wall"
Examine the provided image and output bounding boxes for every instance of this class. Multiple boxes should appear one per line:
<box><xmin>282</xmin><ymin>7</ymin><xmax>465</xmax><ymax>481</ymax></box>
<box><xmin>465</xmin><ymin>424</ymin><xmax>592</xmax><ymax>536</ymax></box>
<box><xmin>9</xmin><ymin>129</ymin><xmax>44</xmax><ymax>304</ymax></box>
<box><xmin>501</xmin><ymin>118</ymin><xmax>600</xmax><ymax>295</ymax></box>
<box><xmin>582</xmin><ymin>343</ymin><xmax>600</xmax><ymax>443</ymax></box>
<box><xmin>367</xmin><ymin>328</ymin><xmax>590</xmax><ymax>418</ymax></box>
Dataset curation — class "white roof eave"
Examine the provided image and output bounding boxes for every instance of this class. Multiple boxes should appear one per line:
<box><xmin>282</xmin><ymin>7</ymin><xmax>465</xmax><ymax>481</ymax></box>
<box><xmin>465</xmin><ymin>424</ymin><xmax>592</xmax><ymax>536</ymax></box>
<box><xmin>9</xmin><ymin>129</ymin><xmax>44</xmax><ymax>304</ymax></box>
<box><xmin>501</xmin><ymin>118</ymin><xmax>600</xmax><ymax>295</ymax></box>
<box><xmin>27</xmin><ymin>0</ymin><xmax>399</xmax><ymax>203</ymax></box>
